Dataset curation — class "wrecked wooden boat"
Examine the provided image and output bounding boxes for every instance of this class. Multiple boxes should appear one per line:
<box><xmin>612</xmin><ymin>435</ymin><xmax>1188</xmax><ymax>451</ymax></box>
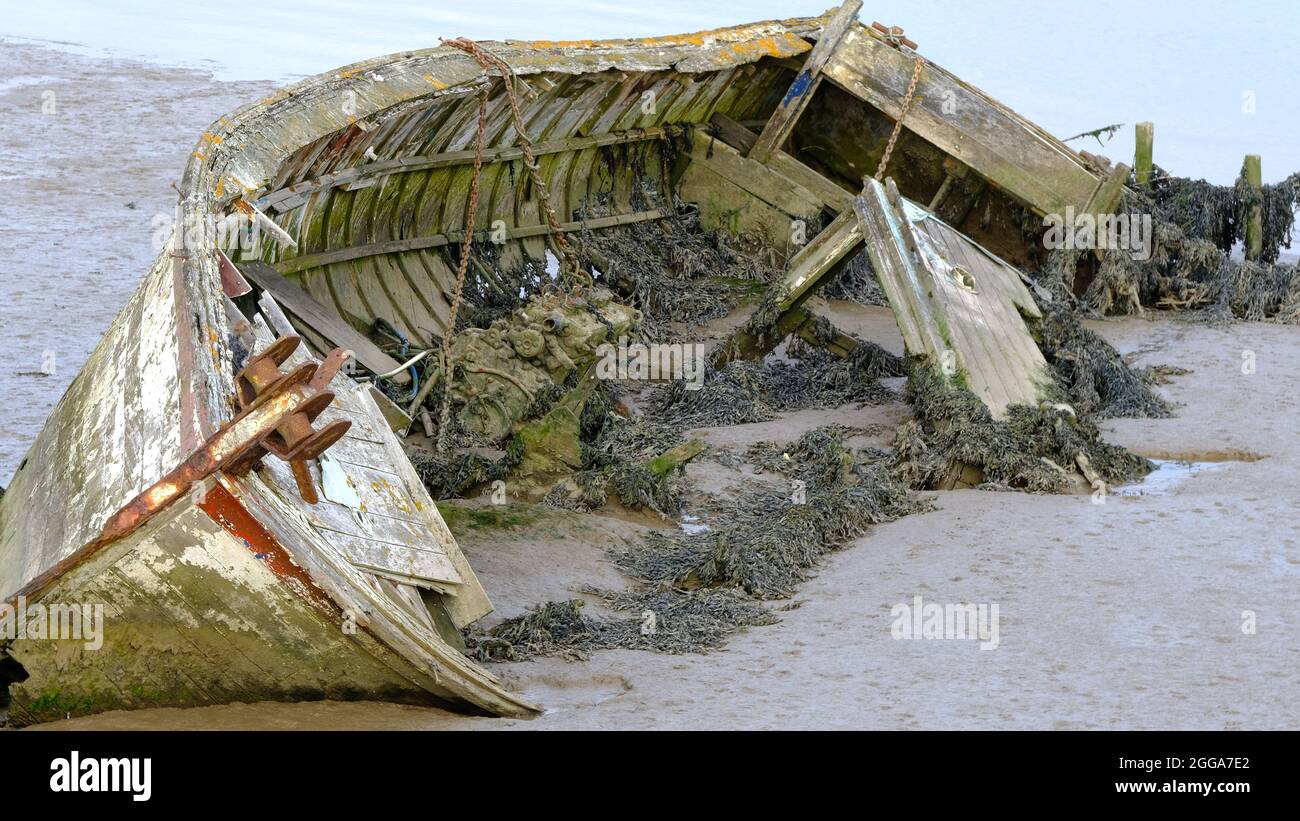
<box><xmin>0</xmin><ymin>2</ymin><xmax>1129</xmax><ymax>724</ymax></box>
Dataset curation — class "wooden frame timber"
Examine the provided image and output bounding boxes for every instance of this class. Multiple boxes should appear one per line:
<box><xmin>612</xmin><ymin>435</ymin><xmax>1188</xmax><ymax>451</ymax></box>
<box><xmin>749</xmin><ymin>0</ymin><xmax>863</xmax><ymax>164</ymax></box>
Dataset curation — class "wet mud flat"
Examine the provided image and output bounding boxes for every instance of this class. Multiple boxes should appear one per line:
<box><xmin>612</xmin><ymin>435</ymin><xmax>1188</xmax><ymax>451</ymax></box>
<box><xmin>37</xmin><ymin>310</ymin><xmax>1300</xmax><ymax>730</ymax></box>
<box><xmin>0</xmin><ymin>39</ymin><xmax>276</xmax><ymax>484</ymax></box>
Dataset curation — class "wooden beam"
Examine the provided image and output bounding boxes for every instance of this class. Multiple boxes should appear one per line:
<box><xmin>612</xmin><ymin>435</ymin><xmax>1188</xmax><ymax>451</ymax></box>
<box><xmin>1243</xmin><ymin>154</ymin><xmax>1263</xmax><ymax>261</ymax></box>
<box><xmin>793</xmin><ymin>308</ymin><xmax>858</xmax><ymax>357</ymax></box>
<box><xmin>770</xmin><ymin>207</ymin><xmax>864</xmax><ymax>311</ymax></box>
<box><xmin>823</xmin><ymin>22</ymin><xmax>1107</xmax><ymax>217</ymax></box>
<box><xmin>689</xmin><ymin>130</ymin><xmax>823</xmax><ymax>220</ymax></box>
<box><xmin>711</xmin><ymin>206</ymin><xmax>864</xmax><ymax>367</ymax></box>
<box><xmin>1134</xmin><ymin>122</ymin><xmax>1154</xmax><ymax>186</ymax></box>
<box><xmin>237</xmin><ymin>260</ymin><xmax>411</xmax><ymax>384</ymax></box>
<box><xmin>1084</xmin><ymin>161</ymin><xmax>1133</xmax><ymax>260</ymax></box>
<box><xmin>748</xmin><ymin>0</ymin><xmax>862</xmax><ymax>165</ymax></box>
<box><xmin>273</xmin><ymin>208</ymin><xmax>665</xmax><ymax>275</ymax></box>
<box><xmin>709</xmin><ymin>113</ymin><xmax>854</xmax><ymax>211</ymax></box>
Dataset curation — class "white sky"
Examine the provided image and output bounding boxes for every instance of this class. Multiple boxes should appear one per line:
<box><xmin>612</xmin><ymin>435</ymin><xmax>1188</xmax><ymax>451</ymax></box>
<box><xmin>2</xmin><ymin>0</ymin><xmax>1297</xmax><ymax>185</ymax></box>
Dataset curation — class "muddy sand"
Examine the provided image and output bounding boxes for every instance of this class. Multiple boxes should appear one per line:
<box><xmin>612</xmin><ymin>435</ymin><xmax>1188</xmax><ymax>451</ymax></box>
<box><xmin>40</xmin><ymin>306</ymin><xmax>1300</xmax><ymax>731</ymax></box>
<box><xmin>5</xmin><ymin>41</ymin><xmax>1298</xmax><ymax>731</ymax></box>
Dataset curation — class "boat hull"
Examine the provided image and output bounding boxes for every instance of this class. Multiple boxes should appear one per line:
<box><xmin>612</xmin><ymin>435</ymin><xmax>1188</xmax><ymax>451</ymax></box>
<box><xmin>5</xmin><ymin>478</ymin><xmax>530</xmax><ymax>725</ymax></box>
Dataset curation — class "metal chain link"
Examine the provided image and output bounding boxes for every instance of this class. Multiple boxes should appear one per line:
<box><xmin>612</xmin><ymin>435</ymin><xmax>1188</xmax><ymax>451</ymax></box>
<box><xmin>432</xmin><ymin>37</ymin><xmax>597</xmax><ymax>452</ymax></box>
<box><xmin>874</xmin><ymin>55</ymin><xmax>926</xmax><ymax>182</ymax></box>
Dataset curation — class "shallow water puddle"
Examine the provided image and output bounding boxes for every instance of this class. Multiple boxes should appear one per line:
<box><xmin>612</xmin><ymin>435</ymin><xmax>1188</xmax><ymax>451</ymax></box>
<box><xmin>1113</xmin><ymin>459</ymin><xmax>1231</xmax><ymax>497</ymax></box>
<box><xmin>679</xmin><ymin>514</ymin><xmax>710</xmax><ymax>535</ymax></box>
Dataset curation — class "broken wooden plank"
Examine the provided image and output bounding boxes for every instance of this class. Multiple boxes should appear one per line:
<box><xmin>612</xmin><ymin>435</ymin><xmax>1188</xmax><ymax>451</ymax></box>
<box><xmin>711</xmin><ymin>206</ymin><xmax>864</xmax><ymax>366</ymax></box>
<box><xmin>773</xmin><ymin>207</ymin><xmax>864</xmax><ymax>310</ymax></box>
<box><xmin>823</xmin><ymin>22</ymin><xmax>1106</xmax><ymax>217</ymax></box>
<box><xmin>238</xmin><ymin>260</ymin><xmax>411</xmax><ymax>385</ymax></box>
<box><xmin>1083</xmin><ymin>161</ymin><xmax>1132</xmax><ymax>218</ymax></box>
<box><xmin>710</xmin><ymin>113</ymin><xmax>853</xmax><ymax>211</ymax></box>
<box><xmin>855</xmin><ymin>178</ymin><xmax>1052</xmax><ymax>419</ymax></box>
<box><xmin>688</xmin><ymin>129</ymin><xmax>824</xmax><ymax>220</ymax></box>
<box><xmin>749</xmin><ymin>0</ymin><xmax>862</xmax><ymax>164</ymax></box>
<box><xmin>792</xmin><ymin>308</ymin><xmax>858</xmax><ymax>357</ymax></box>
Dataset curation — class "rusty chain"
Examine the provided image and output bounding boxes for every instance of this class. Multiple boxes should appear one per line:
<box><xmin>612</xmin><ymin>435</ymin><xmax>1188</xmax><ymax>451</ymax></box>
<box><xmin>874</xmin><ymin>54</ymin><xmax>926</xmax><ymax>182</ymax></box>
<box><xmin>435</xmin><ymin>88</ymin><xmax>489</xmax><ymax>452</ymax></box>
<box><xmin>442</xmin><ymin>37</ymin><xmax>588</xmax><ymax>287</ymax></box>
<box><xmin>432</xmin><ymin>37</ymin><xmax>593</xmax><ymax>452</ymax></box>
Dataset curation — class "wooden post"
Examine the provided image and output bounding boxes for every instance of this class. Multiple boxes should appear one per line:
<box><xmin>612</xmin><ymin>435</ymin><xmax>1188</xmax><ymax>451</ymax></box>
<box><xmin>1134</xmin><ymin>121</ymin><xmax>1154</xmax><ymax>186</ymax></box>
<box><xmin>1243</xmin><ymin>154</ymin><xmax>1263</xmax><ymax>261</ymax></box>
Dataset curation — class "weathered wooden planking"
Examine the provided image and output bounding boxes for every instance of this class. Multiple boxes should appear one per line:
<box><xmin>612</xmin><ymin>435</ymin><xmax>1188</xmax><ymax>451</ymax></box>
<box><xmin>272</xmin><ymin>208</ymin><xmax>666</xmax><ymax>275</ymax></box>
<box><xmin>823</xmin><ymin>23</ymin><xmax>1108</xmax><ymax>217</ymax></box>
<box><xmin>241</xmin><ymin>320</ymin><xmax>476</xmax><ymax>599</ymax></box>
<box><xmin>6</xmin><ymin>498</ymin><xmax>444</xmax><ymax>724</ymax></box>
<box><xmin>687</xmin><ymin>129</ymin><xmax>826</xmax><ymax>220</ymax></box>
<box><xmin>749</xmin><ymin>0</ymin><xmax>863</xmax><ymax>164</ymax></box>
<box><xmin>256</xmin><ymin>126</ymin><xmax>668</xmax><ymax>212</ymax></box>
<box><xmin>0</xmin><ymin>253</ymin><xmax>184</xmax><ymax>602</ymax></box>
<box><xmin>710</xmin><ymin>113</ymin><xmax>853</xmax><ymax>211</ymax></box>
<box><xmin>4</xmin><ymin>13</ymin><xmax>859</xmax><ymax>725</ymax></box>
<box><xmin>855</xmin><ymin>178</ymin><xmax>1051</xmax><ymax>418</ymax></box>
<box><xmin>238</xmin><ymin>260</ymin><xmax>411</xmax><ymax>385</ymax></box>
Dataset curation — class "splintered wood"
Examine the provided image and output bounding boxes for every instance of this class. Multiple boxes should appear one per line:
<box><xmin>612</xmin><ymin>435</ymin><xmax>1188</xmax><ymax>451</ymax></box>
<box><xmin>855</xmin><ymin>178</ymin><xmax>1052</xmax><ymax>418</ymax></box>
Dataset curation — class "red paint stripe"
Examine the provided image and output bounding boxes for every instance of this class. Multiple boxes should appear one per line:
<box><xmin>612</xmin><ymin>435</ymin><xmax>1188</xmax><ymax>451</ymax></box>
<box><xmin>198</xmin><ymin>483</ymin><xmax>338</xmax><ymax>615</ymax></box>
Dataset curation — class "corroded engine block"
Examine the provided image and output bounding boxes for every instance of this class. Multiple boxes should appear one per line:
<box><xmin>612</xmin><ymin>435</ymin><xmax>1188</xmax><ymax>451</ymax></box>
<box><xmin>450</xmin><ymin>289</ymin><xmax>639</xmax><ymax>440</ymax></box>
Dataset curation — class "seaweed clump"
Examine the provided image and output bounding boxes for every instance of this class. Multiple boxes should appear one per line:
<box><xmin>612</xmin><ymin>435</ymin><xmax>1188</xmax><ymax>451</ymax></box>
<box><xmin>614</xmin><ymin>426</ymin><xmax>924</xmax><ymax>599</ymax></box>
<box><xmin>1075</xmin><ymin>184</ymin><xmax>1300</xmax><ymax>322</ymax></box>
<box><xmin>468</xmin><ymin>425</ymin><xmax>924</xmax><ymax>660</ymax></box>
<box><xmin>464</xmin><ymin>590</ymin><xmax>777</xmax><ymax>662</ymax></box>
<box><xmin>1148</xmin><ymin>168</ymin><xmax>1300</xmax><ymax>263</ymax></box>
<box><xmin>577</xmin><ymin>197</ymin><xmax>780</xmax><ymax>342</ymax></box>
<box><xmin>822</xmin><ymin>247</ymin><xmax>889</xmax><ymax>306</ymax></box>
<box><xmin>651</xmin><ymin>339</ymin><xmax>902</xmax><ymax>428</ymax></box>
<box><xmin>892</xmin><ymin>365</ymin><xmax>1153</xmax><ymax>493</ymax></box>
<box><xmin>1035</xmin><ymin>300</ymin><xmax>1172</xmax><ymax>419</ymax></box>
<box><xmin>541</xmin><ymin>381</ymin><xmax>694</xmax><ymax>516</ymax></box>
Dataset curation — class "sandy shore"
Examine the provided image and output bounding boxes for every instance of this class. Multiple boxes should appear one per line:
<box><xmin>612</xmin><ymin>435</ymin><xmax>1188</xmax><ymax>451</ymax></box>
<box><xmin>6</xmin><ymin>41</ymin><xmax>1298</xmax><ymax>731</ymax></box>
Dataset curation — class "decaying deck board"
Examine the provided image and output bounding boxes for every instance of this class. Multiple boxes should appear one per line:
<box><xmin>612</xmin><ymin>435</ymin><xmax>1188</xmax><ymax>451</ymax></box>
<box><xmin>239</xmin><ymin>314</ymin><xmax>494</xmax><ymax>624</ymax></box>
<box><xmin>689</xmin><ymin>129</ymin><xmax>825</xmax><ymax>221</ymax></box>
<box><xmin>855</xmin><ymin>178</ymin><xmax>1052</xmax><ymax>418</ymax></box>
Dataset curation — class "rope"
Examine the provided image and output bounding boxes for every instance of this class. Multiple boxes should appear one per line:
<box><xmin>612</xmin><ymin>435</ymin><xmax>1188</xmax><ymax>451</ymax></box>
<box><xmin>442</xmin><ymin>37</ymin><xmax>588</xmax><ymax>288</ymax></box>
<box><xmin>435</xmin><ymin>88</ymin><xmax>489</xmax><ymax>452</ymax></box>
<box><xmin>431</xmin><ymin>36</ymin><xmax>593</xmax><ymax>452</ymax></box>
<box><xmin>874</xmin><ymin>55</ymin><xmax>926</xmax><ymax>182</ymax></box>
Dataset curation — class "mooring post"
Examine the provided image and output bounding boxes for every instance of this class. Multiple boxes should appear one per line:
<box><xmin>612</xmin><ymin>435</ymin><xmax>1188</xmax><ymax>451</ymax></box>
<box><xmin>1243</xmin><ymin>154</ymin><xmax>1263</xmax><ymax>261</ymax></box>
<box><xmin>1134</xmin><ymin>122</ymin><xmax>1154</xmax><ymax>186</ymax></box>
